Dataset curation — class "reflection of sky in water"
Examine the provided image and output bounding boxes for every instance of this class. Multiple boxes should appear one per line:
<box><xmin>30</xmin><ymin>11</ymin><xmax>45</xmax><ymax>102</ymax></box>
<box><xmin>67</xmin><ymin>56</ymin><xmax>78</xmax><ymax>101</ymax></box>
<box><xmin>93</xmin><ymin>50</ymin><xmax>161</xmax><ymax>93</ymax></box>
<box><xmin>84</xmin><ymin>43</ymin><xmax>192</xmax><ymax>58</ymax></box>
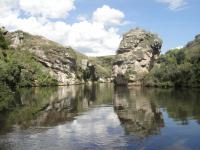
<box><xmin>0</xmin><ymin>107</ymin><xmax>130</xmax><ymax>150</ymax></box>
<box><xmin>1</xmin><ymin>86</ymin><xmax>200</xmax><ymax>150</ymax></box>
<box><xmin>1</xmin><ymin>106</ymin><xmax>200</xmax><ymax>150</ymax></box>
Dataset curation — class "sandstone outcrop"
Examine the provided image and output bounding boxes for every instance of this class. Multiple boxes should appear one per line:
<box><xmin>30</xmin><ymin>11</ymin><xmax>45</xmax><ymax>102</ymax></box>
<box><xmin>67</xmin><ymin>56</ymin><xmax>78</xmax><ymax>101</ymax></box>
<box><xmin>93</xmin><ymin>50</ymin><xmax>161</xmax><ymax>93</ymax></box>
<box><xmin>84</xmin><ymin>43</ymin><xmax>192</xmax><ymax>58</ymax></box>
<box><xmin>112</xmin><ymin>28</ymin><xmax>162</xmax><ymax>85</ymax></box>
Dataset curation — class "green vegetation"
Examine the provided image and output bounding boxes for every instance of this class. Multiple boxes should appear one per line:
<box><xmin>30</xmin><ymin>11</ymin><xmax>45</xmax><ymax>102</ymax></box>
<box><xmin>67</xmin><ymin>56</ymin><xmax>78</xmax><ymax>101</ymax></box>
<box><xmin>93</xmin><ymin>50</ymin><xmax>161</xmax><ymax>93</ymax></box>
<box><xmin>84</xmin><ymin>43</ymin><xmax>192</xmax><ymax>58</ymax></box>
<box><xmin>0</xmin><ymin>83</ymin><xmax>14</xmax><ymax>112</ymax></box>
<box><xmin>22</xmin><ymin>31</ymin><xmax>112</xmax><ymax>80</ymax></box>
<box><xmin>5</xmin><ymin>87</ymin><xmax>57</xmax><ymax>128</ymax></box>
<box><xmin>0</xmin><ymin>29</ymin><xmax>9</xmax><ymax>50</ymax></box>
<box><xmin>0</xmin><ymin>29</ymin><xmax>114</xmax><ymax>114</ymax></box>
<box><xmin>0</xmin><ymin>30</ymin><xmax>59</xmax><ymax>112</ymax></box>
<box><xmin>0</xmin><ymin>49</ymin><xmax>58</xmax><ymax>88</ymax></box>
<box><xmin>90</xmin><ymin>55</ymin><xmax>114</xmax><ymax>78</ymax></box>
<box><xmin>144</xmin><ymin>88</ymin><xmax>200</xmax><ymax>124</ymax></box>
<box><xmin>0</xmin><ymin>30</ymin><xmax>58</xmax><ymax>89</ymax></box>
<box><xmin>21</xmin><ymin>32</ymin><xmax>77</xmax><ymax>58</ymax></box>
<box><xmin>0</xmin><ymin>83</ymin><xmax>113</xmax><ymax>130</ymax></box>
<box><xmin>144</xmin><ymin>43</ymin><xmax>200</xmax><ymax>87</ymax></box>
<box><xmin>74</xmin><ymin>54</ymin><xmax>113</xmax><ymax>80</ymax></box>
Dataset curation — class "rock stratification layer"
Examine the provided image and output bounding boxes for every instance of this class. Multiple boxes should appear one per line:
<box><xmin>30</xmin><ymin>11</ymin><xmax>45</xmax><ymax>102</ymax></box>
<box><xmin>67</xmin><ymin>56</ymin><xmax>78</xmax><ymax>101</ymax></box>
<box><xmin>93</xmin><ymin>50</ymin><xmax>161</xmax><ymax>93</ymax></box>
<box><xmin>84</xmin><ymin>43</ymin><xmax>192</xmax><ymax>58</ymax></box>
<box><xmin>112</xmin><ymin>28</ymin><xmax>162</xmax><ymax>85</ymax></box>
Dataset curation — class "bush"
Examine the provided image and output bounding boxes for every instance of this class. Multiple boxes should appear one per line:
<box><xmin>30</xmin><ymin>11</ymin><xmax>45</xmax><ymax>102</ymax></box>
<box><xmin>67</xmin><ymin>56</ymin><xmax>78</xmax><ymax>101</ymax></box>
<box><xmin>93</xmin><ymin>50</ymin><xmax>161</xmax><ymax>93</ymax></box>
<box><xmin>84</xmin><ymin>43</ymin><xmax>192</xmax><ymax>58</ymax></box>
<box><xmin>0</xmin><ymin>49</ymin><xmax>58</xmax><ymax>88</ymax></box>
<box><xmin>0</xmin><ymin>30</ymin><xmax>8</xmax><ymax>50</ymax></box>
<box><xmin>144</xmin><ymin>47</ymin><xmax>200</xmax><ymax>87</ymax></box>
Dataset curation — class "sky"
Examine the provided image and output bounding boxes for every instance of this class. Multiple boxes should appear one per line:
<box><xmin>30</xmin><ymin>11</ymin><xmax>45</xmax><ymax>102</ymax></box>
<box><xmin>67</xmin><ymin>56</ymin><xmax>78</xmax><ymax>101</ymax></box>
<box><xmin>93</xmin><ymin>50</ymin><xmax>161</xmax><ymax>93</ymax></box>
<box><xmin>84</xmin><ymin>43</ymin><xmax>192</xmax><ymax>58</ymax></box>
<box><xmin>0</xmin><ymin>0</ymin><xmax>200</xmax><ymax>56</ymax></box>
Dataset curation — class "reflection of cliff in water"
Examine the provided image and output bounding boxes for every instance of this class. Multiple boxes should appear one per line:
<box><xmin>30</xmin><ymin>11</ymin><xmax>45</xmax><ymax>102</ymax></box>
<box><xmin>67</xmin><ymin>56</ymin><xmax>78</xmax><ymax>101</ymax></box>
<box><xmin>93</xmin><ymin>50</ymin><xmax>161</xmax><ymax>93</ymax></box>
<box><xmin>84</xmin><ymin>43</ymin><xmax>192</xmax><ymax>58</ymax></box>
<box><xmin>113</xmin><ymin>86</ymin><xmax>164</xmax><ymax>137</ymax></box>
<box><xmin>34</xmin><ymin>83</ymin><xmax>113</xmax><ymax>126</ymax></box>
<box><xmin>144</xmin><ymin>88</ymin><xmax>200</xmax><ymax>125</ymax></box>
<box><xmin>1</xmin><ymin>83</ymin><xmax>113</xmax><ymax>131</ymax></box>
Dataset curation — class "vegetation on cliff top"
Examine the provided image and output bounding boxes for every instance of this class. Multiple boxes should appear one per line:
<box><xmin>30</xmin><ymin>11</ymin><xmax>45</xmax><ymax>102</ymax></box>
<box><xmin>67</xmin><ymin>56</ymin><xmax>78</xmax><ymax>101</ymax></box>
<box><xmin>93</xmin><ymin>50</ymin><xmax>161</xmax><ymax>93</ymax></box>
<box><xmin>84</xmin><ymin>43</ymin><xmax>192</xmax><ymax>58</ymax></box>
<box><xmin>0</xmin><ymin>29</ymin><xmax>59</xmax><ymax>112</ymax></box>
<box><xmin>21</xmin><ymin>31</ymin><xmax>112</xmax><ymax>80</ymax></box>
<box><xmin>144</xmin><ymin>37</ymin><xmax>200</xmax><ymax>87</ymax></box>
<box><xmin>1</xmin><ymin>27</ymin><xmax>200</xmax><ymax>91</ymax></box>
<box><xmin>91</xmin><ymin>55</ymin><xmax>114</xmax><ymax>76</ymax></box>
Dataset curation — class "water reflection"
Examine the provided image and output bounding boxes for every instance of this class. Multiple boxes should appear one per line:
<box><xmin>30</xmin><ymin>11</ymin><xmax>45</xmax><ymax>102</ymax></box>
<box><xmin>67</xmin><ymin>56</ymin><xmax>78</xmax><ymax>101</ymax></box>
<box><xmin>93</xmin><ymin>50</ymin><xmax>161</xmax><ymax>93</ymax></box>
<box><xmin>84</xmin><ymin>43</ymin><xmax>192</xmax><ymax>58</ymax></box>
<box><xmin>32</xmin><ymin>83</ymin><xmax>113</xmax><ymax>126</ymax></box>
<box><xmin>113</xmin><ymin>86</ymin><xmax>164</xmax><ymax>137</ymax></box>
<box><xmin>1</xmin><ymin>85</ymin><xmax>200</xmax><ymax>150</ymax></box>
<box><xmin>143</xmin><ymin>88</ymin><xmax>200</xmax><ymax>125</ymax></box>
<box><xmin>0</xmin><ymin>83</ymin><xmax>113</xmax><ymax>131</ymax></box>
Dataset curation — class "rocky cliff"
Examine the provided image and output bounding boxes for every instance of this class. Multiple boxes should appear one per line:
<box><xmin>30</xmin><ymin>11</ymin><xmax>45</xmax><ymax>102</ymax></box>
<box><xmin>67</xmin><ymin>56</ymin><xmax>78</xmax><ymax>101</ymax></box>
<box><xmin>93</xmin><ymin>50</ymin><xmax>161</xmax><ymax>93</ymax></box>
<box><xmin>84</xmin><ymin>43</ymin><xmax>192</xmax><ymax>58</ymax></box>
<box><xmin>1</xmin><ymin>27</ymin><xmax>164</xmax><ymax>86</ymax></box>
<box><xmin>112</xmin><ymin>28</ymin><xmax>162</xmax><ymax>85</ymax></box>
<box><xmin>1</xmin><ymin>27</ymin><xmax>111</xmax><ymax>86</ymax></box>
<box><xmin>22</xmin><ymin>32</ymin><xmax>78</xmax><ymax>85</ymax></box>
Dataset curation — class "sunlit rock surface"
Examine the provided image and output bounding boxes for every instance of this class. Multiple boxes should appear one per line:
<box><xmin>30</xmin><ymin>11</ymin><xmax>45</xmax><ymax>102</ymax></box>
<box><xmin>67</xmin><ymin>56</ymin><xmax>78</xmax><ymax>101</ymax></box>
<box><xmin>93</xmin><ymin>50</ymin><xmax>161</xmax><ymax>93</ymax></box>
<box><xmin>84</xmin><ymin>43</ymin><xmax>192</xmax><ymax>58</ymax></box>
<box><xmin>112</xmin><ymin>28</ymin><xmax>162</xmax><ymax>85</ymax></box>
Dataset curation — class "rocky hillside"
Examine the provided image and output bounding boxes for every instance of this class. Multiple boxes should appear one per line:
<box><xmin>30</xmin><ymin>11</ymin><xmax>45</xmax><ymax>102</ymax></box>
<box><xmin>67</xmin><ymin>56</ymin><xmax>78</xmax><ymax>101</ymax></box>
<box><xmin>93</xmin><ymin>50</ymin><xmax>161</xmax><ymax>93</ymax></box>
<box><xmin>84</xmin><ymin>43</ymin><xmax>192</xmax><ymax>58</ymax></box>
<box><xmin>112</xmin><ymin>28</ymin><xmax>162</xmax><ymax>85</ymax></box>
<box><xmin>2</xmin><ymin>26</ymin><xmax>199</xmax><ymax>89</ymax></box>
<box><xmin>90</xmin><ymin>55</ymin><xmax>114</xmax><ymax>81</ymax></box>
<box><xmin>0</xmin><ymin>27</ymin><xmax>112</xmax><ymax>88</ymax></box>
<box><xmin>144</xmin><ymin>34</ymin><xmax>200</xmax><ymax>87</ymax></box>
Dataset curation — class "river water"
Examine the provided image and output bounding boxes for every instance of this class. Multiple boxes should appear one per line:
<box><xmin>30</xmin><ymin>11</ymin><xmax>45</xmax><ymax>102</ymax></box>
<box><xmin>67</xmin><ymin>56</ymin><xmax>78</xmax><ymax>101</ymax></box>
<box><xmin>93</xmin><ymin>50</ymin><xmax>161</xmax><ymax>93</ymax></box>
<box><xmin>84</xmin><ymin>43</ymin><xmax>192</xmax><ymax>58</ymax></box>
<box><xmin>0</xmin><ymin>83</ymin><xmax>200</xmax><ymax>150</ymax></box>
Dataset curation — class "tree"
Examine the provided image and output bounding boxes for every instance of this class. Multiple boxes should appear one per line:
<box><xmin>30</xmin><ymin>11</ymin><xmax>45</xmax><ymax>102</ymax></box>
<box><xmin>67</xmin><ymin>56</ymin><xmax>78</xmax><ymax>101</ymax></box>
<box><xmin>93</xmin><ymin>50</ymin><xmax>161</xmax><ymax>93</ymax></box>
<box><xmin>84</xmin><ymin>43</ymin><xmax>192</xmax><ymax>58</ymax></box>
<box><xmin>0</xmin><ymin>30</ymin><xmax>8</xmax><ymax>50</ymax></box>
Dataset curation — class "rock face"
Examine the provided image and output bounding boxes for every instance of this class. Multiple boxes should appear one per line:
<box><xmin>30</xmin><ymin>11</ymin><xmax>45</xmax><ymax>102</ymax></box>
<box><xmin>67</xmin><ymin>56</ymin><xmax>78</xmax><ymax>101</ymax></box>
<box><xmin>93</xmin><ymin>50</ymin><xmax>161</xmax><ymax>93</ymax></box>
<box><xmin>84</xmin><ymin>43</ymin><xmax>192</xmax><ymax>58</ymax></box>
<box><xmin>3</xmin><ymin>30</ymin><xmax>78</xmax><ymax>85</ymax></box>
<box><xmin>80</xmin><ymin>59</ymin><xmax>98</xmax><ymax>82</ymax></box>
<box><xmin>112</xmin><ymin>28</ymin><xmax>162</xmax><ymax>85</ymax></box>
<box><xmin>1</xmin><ymin>27</ymin><xmax>24</xmax><ymax>48</ymax></box>
<box><xmin>10</xmin><ymin>32</ymin><xmax>24</xmax><ymax>49</ymax></box>
<box><xmin>22</xmin><ymin>32</ymin><xmax>78</xmax><ymax>85</ymax></box>
<box><xmin>2</xmin><ymin>28</ymin><xmax>110</xmax><ymax>85</ymax></box>
<box><xmin>186</xmin><ymin>34</ymin><xmax>200</xmax><ymax>48</ymax></box>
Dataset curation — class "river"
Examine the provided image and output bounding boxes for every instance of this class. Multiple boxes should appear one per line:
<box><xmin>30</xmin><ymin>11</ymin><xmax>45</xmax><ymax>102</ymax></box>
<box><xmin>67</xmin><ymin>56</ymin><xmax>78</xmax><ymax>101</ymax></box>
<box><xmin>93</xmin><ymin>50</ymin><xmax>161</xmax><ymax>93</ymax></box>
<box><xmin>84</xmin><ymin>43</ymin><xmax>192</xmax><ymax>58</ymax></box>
<box><xmin>0</xmin><ymin>83</ymin><xmax>200</xmax><ymax>150</ymax></box>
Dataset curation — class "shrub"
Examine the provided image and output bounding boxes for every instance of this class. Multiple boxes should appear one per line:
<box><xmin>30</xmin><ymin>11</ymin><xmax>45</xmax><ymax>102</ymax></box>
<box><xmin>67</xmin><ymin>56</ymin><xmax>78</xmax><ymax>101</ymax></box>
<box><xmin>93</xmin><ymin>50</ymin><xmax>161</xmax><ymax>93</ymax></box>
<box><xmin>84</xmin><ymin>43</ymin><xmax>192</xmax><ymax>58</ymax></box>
<box><xmin>0</xmin><ymin>30</ymin><xmax>8</xmax><ymax>50</ymax></box>
<box><xmin>144</xmin><ymin>47</ymin><xmax>200</xmax><ymax>87</ymax></box>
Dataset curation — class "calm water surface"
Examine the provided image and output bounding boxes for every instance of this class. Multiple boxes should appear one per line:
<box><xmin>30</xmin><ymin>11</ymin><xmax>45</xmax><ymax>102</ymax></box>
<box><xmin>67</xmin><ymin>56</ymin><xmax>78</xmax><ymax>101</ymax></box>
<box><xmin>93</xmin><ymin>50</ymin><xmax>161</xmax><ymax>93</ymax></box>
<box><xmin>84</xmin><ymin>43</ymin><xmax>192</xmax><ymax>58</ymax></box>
<box><xmin>0</xmin><ymin>84</ymin><xmax>200</xmax><ymax>150</ymax></box>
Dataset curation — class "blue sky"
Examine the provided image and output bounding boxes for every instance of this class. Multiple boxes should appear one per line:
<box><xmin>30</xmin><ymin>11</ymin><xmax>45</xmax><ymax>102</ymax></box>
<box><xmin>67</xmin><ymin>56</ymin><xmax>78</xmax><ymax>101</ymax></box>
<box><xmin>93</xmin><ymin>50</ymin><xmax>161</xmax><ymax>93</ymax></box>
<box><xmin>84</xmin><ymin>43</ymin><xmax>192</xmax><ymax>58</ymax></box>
<box><xmin>0</xmin><ymin>0</ymin><xmax>200</xmax><ymax>55</ymax></box>
<box><xmin>71</xmin><ymin>0</ymin><xmax>200</xmax><ymax>53</ymax></box>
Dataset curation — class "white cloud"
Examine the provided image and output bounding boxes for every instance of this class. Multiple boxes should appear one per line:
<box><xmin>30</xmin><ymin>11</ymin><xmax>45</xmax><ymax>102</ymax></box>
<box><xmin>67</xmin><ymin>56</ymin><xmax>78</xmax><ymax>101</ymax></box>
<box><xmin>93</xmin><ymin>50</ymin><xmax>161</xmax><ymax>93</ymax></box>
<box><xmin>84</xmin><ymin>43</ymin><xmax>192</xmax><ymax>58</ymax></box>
<box><xmin>65</xmin><ymin>21</ymin><xmax>121</xmax><ymax>56</ymax></box>
<box><xmin>175</xmin><ymin>45</ymin><xmax>183</xmax><ymax>49</ymax></box>
<box><xmin>170</xmin><ymin>45</ymin><xmax>183</xmax><ymax>49</ymax></box>
<box><xmin>0</xmin><ymin>0</ymin><xmax>17</xmax><ymax>7</ymax></box>
<box><xmin>0</xmin><ymin>2</ymin><xmax>124</xmax><ymax>56</ymax></box>
<box><xmin>77</xmin><ymin>15</ymin><xmax>87</xmax><ymax>22</ymax></box>
<box><xmin>0</xmin><ymin>0</ymin><xmax>19</xmax><ymax>17</ymax></box>
<box><xmin>92</xmin><ymin>5</ymin><xmax>125</xmax><ymax>25</ymax></box>
<box><xmin>156</xmin><ymin>0</ymin><xmax>187</xmax><ymax>10</ymax></box>
<box><xmin>19</xmin><ymin>0</ymin><xmax>75</xmax><ymax>19</ymax></box>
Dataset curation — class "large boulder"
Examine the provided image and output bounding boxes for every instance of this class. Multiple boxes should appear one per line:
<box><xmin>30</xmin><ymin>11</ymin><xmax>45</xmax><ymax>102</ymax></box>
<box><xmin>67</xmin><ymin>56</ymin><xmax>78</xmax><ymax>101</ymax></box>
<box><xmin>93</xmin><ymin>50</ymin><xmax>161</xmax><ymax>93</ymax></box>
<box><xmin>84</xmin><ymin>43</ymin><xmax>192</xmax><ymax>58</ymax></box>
<box><xmin>112</xmin><ymin>28</ymin><xmax>162</xmax><ymax>85</ymax></box>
